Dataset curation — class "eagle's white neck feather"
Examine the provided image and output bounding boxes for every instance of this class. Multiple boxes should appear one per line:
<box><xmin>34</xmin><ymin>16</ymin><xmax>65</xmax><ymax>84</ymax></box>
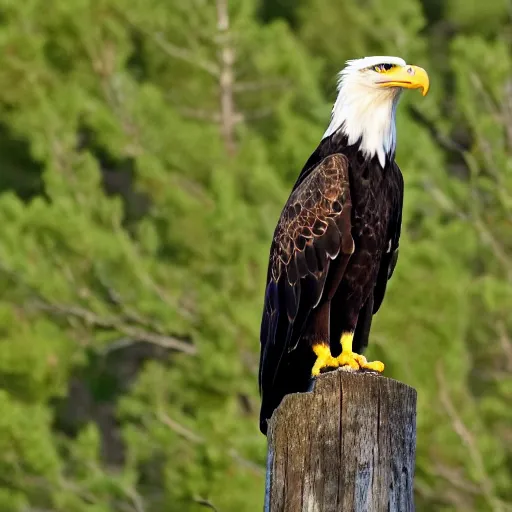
<box><xmin>323</xmin><ymin>56</ymin><xmax>406</xmax><ymax>168</ymax></box>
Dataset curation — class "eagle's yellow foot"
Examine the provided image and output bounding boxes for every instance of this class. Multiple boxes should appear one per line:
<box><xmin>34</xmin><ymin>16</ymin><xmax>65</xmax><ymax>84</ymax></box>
<box><xmin>336</xmin><ymin>351</ymin><xmax>385</xmax><ymax>372</ymax></box>
<box><xmin>337</xmin><ymin>332</ymin><xmax>385</xmax><ymax>373</ymax></box>
<box><xmin>311</xmin><ymin>344</ymin><xmax>339</xmax><ymax>377</ymax></box>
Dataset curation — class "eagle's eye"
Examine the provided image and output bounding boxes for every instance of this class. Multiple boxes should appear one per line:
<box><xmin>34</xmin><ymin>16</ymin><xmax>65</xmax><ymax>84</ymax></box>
<box><xmin>372</xmin><ymin>63</ymin><xmax>396</xmax><ymax>73</ymax></box>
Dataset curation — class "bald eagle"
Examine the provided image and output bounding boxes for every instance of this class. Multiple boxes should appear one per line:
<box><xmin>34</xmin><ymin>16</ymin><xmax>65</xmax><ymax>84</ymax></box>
<box><xmin>258</xmin><ymin>56</ymin><xmax>429</xmax><ymax>435</ymax></box>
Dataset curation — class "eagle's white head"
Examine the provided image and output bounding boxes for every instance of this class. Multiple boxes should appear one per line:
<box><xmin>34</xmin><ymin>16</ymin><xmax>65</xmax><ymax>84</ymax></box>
<box><xmin>323</xmin><ymin>56</ymin><xmax>430</xmax><ymax>167</ymax></box>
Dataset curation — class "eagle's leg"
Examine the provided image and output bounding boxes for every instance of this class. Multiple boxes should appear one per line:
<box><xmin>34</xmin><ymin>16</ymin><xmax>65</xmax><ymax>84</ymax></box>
<box><xmin>337</xmin><ymin>331</ymin><xmax>385</xmax><ymax>372</ymax></box>
<box><xmin>309</xmin><ymin>301</ymin><xmax>339</xmax><ymax>376</ymax></box>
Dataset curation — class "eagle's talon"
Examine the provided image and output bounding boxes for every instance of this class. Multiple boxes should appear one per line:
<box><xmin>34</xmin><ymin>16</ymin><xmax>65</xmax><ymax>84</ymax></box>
<box><xmin>336</xmin><ymin>351</ymin><xmax>385</xmax><ymax>373</ymax></box>
<box><xmin>311</xmin><ymin>344</ymin><xmax>339</xmax><ymax>376</ymax></box>
<box><xmin>361</xmin><ymin>359</ymin><xmax>385</xmax><ymax>373</ymax></box>
<box><xmin>336</xmin><ymin>351</ymin><xmax>361</xmax><ymax>370</ymax></box>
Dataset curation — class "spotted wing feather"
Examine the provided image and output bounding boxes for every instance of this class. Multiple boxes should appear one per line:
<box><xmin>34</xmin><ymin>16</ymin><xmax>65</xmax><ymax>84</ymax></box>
<box><xmin>259</xmin><ymin>153</ymin><xmax>353</xmax><ymax>395</ymax></box>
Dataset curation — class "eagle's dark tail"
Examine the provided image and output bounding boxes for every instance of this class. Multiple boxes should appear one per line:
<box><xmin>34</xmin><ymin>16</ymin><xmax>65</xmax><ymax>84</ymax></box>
<box><xmin>259</xmin><ymin>343</ymin><xmax>314</xmax><ymax>435</ymax></box>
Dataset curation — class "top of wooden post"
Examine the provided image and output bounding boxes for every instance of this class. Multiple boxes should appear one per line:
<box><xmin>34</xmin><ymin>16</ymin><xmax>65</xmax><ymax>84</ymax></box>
<box><xmin>265</xmin><ymin>370</ymin><xmax>417</xmax><ymax>512</ymax></box>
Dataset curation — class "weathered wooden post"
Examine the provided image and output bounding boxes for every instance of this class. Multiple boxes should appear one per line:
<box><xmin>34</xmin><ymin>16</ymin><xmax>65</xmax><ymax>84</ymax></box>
<box><xmin>264</xmin><ymin>370</ymin><xmax>417</xmax><ymax>512</ymax></box>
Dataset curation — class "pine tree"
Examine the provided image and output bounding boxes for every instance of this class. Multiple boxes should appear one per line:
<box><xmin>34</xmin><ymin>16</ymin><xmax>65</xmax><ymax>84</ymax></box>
<box><xmin>0</xmin><ymin>0</ymin><xmax>325</xmax><ymax>510</ymax></box>
<box><xmin>0</xmin><ymin>0</ymin><xmax>511</xmax><ymax>510</ymax></box>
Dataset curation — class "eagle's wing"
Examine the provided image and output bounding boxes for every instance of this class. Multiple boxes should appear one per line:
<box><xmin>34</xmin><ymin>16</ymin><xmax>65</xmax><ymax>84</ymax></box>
<box><xmin>373</xmin><ymin>163</ymin><xmax>404</xmax><ymax>313</ymax></box>
<box><xmin>353</xmin><ymin>163</ymin><xmax>404</xmax><ymax>353</ymax></box>
<box><xmin>259</xmin><ymin>153</ymin><xmax>353</xmax><ymax>398</ymax></box>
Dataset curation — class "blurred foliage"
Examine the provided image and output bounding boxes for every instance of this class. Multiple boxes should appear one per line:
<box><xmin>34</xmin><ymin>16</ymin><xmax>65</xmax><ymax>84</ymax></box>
<box><xmin>0</xmin><ymin>0</ymin><xmax>510</xmax><ymax>510</ymax></box>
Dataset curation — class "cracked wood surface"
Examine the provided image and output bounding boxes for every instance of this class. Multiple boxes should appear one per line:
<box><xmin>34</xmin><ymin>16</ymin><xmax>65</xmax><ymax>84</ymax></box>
<box><xmin>265</xmin><ymin>370</ymin><xmax>417</xmax><ymax>512</ymax></box>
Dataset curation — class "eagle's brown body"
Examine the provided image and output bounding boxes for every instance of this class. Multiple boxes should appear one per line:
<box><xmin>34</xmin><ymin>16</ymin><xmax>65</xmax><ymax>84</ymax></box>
<box><xmin>258</xmin><ymin>131</ymin><xmax>403</xmax><ymax>434</ymax></box>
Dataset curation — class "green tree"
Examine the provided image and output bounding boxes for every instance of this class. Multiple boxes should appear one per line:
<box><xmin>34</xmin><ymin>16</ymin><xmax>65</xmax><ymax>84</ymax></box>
<box><xmin>0</xmin><ymin>0</ymin><xmax>510</xmax><ymax>510</ymax></box>
<box><xmin>0</xmin><ymin>0</ymin><xmax>325</xmax><ymax>510</ymax></box>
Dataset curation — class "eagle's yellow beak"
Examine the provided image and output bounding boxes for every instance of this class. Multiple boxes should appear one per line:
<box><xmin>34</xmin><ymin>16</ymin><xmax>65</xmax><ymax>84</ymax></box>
<box><xmin>377</xmin><ymin>65</ymin><xmax>430</xmax><ymax>96</ymax></box>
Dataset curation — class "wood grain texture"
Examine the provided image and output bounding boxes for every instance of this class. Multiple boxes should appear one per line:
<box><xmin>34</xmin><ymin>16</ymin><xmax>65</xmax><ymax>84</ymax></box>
<box><xmin>265</xmin><ymin>370</ymin><xmax>417</xmax><ymax>512</ymax></box>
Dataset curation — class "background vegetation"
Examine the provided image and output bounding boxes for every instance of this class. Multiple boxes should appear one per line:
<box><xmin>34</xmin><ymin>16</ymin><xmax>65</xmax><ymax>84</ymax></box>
<box><xmin>0</xmin><ymin>0</ymin><xmax>510</xmax><ymax>510</ymax></box>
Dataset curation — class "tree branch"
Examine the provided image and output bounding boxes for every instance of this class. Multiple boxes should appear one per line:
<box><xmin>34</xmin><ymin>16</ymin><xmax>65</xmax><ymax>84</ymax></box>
<box><xmin>215</xmin><ymin>0</ymin><xmax>237</xmax><ymax>155</ymax></box>
<box><xmin>408</xmin><ymin>105</ymin><xmax>467</xmax><ymax>154</ymax></box>
<box><xmin>157</xmin><ymin>412</ymin><xmax>265</xmax><ymax>476</ymax></box>
<box><xmin>117</xmin><ymin>12</ymin><xmax>219</xmax><ymax>77</ymax></box>
<box><xmin>436</xmin><ymin>364</ymin><xmax>502</xmax><ymax>512</ymax></box>
<box><xmin>30</xmin><ymin>300</ymin><xmax>196</xmax><ymax>355</ymax></box>
<box><xmin>152</xmin><ymin>33</ymin><xmax>220</xmax><ymax>77</ymax></box>
<box><xmin>158</xmin><ymin>411</ymin><xmax>204</xmax><ymax>444</ymax></box>
<box><xmin>472</xmin><ymin>216</ymin><xmax>512</xmax><ymax>282</ymax></box>
<box><xmin>411</xmin><ymin>109</ymin><xmax>512</xmax><ymax>281</ymax></box>
<box><xmin>193</xmin><ymin>498</ymin><xmax>220</xmax><ymax>512</ymax></box>
<box><xmin>497</xmin><ymin>320</ymin><xmax>512</xmax><ymax>372</ymax></box>
<box><xmin>238</xmin><ymin>106</ymin><xmax>274</xmax><ymax>122</ymax></box>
